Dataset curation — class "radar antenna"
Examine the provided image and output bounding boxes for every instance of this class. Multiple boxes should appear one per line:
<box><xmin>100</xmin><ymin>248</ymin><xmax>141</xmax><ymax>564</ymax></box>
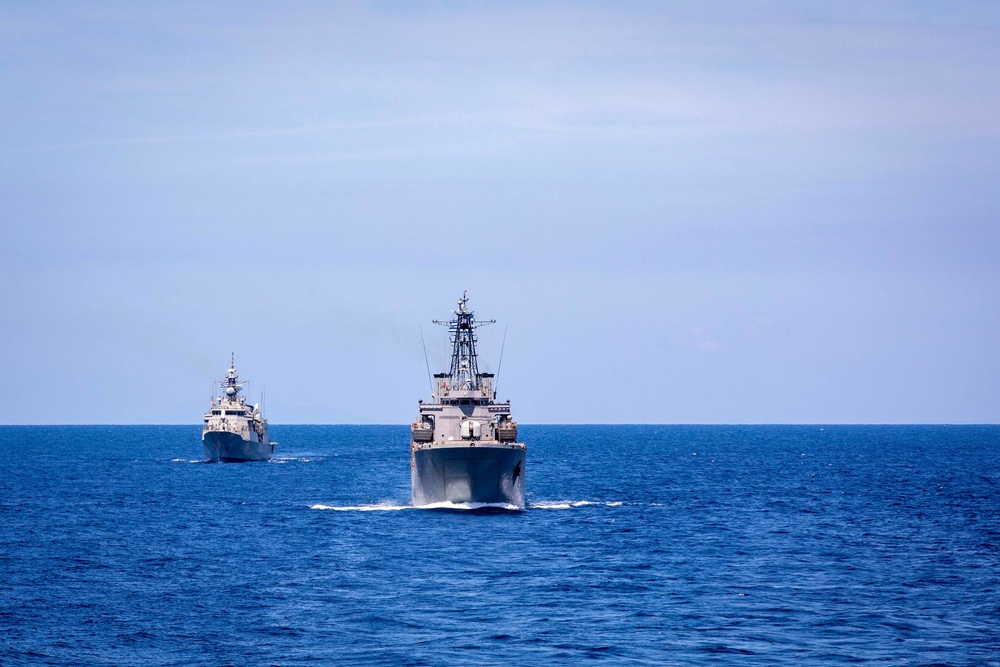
<box><xmin>219</xmin><ymin>353</ymin><xmax>246</xmax><ymax>398</ymax></box>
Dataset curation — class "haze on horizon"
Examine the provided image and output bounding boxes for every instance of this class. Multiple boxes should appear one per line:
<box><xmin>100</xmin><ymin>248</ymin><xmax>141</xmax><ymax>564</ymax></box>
<box><xmin>1</xmin><ymin>2</ymin><xmax>998</xmax><ymax>425</ymax></box>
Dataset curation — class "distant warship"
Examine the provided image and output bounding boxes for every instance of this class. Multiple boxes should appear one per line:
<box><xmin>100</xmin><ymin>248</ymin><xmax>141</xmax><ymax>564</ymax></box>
<box><xmin>411</xmin><ymin>293</ymin><xmax>526</xmax><ymax>508</ymax></box>
<box><xmin>202</xmin><ymin>355</ymin><xmax>274</xmax><ymax>462</ymax></box>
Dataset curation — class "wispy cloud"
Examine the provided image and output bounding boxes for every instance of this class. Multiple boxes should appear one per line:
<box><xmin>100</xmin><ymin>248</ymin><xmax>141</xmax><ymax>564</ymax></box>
<box><xmin>4</xmin><ymin>3</ymin><xmax>998</xmax><ymax>160</ymax></box>
<box><xmin>671</xmin><ymin>327</ymin><xmax>725</xmax><ymax>352</ymax></box>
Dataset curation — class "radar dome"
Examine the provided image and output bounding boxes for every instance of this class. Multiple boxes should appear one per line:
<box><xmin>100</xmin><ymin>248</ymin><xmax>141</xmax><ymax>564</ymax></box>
<box><xmin>226</xmin><ymin>387</ymin><xmax>237</xmax><ymax>396</ymax></box>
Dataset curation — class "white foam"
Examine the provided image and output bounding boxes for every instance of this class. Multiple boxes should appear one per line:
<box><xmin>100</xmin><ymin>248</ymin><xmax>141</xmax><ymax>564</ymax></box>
<box><xmin>171</xmin><ymin>458</ymin><xmax>204</xmax><ymax>464</ymax></box>
<box><xmin>310</xmin><ymin>501</ymin><xmax>410</xmax><ymax>512</ymax></box>
<box><xmin>530</xmin><ymin>500</ymin><xmax>625</xmax><ymax>509</ymax></box>
<box><xmin>310</xmin><ymin>500</ymin><xmax>522</xmax><ymax>512</ymax></box>
<box><xmin>313</xmin><ymin>500</ymin><xmax>630</xmax><ymax>512</ymax></box>
<box><xmin>531</xmin><ymin>501</ymin><xmax>573</xmax><ymax>509</ymax></box>
<box><xmin>415</xmin><ymin>501</ymin><xmax>521</xmax><ymax>511</ymax></box>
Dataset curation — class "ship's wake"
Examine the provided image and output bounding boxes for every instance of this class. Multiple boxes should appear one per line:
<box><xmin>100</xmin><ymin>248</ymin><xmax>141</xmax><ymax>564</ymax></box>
<box><xmin>310</xmin><ymin>501</ymin><xmax>411</xmax><ymax>512</ymax></box>
<box><xmin>530</xmin><ymin>500</ymin><xmax>624</xmax><ymax>509</ymax></box>
<box><xmin>416</xmin><ymin>501</ymin><xmax>521</xmax><ymax>512</ymax></box>
<box><xmin>309</xmin><ymin>500</ymin><xmax>625</xmax><ymax>512</ymax></box>
<box><xmin>309</xmin><ymin>500</ymin><xmax>522</xmax><ymax>512</ymax></box>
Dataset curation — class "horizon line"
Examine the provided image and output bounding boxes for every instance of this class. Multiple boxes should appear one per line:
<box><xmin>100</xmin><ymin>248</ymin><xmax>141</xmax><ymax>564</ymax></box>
<box><xmin>1</xmin><ymin>423</ymin><xmax>996</xmax><ymax>428</ymax></box>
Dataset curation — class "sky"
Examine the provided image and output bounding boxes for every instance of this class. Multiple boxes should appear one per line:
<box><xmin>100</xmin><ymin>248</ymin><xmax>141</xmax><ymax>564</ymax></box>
<box><xmin>1</xmin><ymin>1</ymin><xmax>998</xmax><ymax>424</ymax></box>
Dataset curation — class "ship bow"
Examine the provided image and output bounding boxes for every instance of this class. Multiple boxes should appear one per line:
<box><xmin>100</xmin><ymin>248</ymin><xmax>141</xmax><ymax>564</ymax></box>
<box><xmin>412</xmin><ymin>443</ymin><xmax>525</xmax><ymax>508</ymax></box>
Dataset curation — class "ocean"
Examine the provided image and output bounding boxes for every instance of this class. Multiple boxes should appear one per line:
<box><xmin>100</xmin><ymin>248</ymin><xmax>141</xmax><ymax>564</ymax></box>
<box><xmin>1</xmin><ymin>425</ymin><xmax>997</xmax><ymax>666</ymax></box>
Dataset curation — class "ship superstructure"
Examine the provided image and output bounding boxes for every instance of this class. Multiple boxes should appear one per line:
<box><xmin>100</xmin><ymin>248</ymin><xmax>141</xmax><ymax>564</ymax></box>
<box><xmin>202</xmin><ymin>355</ymin><xmax>274</xmax><ymax>462</ymax></box>
<box><xmin>411</xmin><ymin>293</ymin><xmax>526</xmax><ymax>508</ymax></box>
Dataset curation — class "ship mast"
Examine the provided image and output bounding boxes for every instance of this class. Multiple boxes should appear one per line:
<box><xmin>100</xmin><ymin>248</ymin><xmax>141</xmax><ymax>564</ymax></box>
<box><xmin>219</xmin><ymin>352</ymin><xmax>246</xmax><ymax>402</ymax></box>
<box><xmin>434</xmin><ymin>291</ymin><xmax>494</xmax><ymax>391</ymax></box>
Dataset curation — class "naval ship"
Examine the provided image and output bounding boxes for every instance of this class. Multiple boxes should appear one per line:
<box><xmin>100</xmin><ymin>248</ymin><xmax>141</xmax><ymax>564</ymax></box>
<box><xmin>411</xmin><ymin>293</ymin><xmax>526</xmax><ymax>508</ymax></box>
<box><xmin>202</xmin><ymin>356</ymin><xmax>274</xmax><ymax>462</ymax></box>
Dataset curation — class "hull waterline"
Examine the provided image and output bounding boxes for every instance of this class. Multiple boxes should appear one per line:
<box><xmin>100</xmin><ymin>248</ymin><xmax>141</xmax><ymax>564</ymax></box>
<box><xmin>411</xmin><ymin>443</ymin><xmax>525</xmax><ymax>508</ymax></box>
<box><xmin>203</xmin><ymin>430</ymin><xmax>273</xmax><ymax>462</ymax></box>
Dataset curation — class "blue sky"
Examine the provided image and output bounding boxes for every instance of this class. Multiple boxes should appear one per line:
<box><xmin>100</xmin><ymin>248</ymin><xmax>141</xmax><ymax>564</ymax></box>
<box><xmin>2</xmin><ymin>2</ymin><xmax>998</xmax><ymax>424</ymax></box>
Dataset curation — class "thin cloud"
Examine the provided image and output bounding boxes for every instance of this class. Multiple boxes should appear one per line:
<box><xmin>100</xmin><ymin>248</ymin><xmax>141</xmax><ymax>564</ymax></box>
<box><xmin>670</xmin><ymin>327</ymin><xmax>725</xmax><ymax>352</ymax></box>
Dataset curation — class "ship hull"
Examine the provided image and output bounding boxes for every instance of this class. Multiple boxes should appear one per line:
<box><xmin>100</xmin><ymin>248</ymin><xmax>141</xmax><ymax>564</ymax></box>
<box><xmin>203</xmin><ymin>431</ymin><xmax>272</xmax><ymax>462</ymax></box>
<box><xmin>411</xmin><ymin>443</ymin><xmax>525</xmax><ymax>508</ymax></box>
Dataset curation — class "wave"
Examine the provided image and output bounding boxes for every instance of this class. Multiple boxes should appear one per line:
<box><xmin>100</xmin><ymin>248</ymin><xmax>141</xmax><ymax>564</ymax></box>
<box><xmin>310</xmin><ymin>501</ymin><xmax>411</xmax><ymax>512</ymax></box>
<box><xmin>530</xmin><ymin>500</ymin><xmax>625</xmax><ymax>509</ymax></box>
<box><xmin>310</xmin><ymin>500</ymin><xmax>625</xmax><ymax>512</ymax></box>
<box><xmin>416</xmin><ymin>501</ymin><xmax>520</xmax><ymax>511</ymax></box>
<box><xmin>171</xmin><ymin>457</ymin><xmax>315</xmax><ymax>464</ymax></box>
<box><xmin>309</xmin><ymin>500</ymin><xmax>521</xmax><ymax>512</ymax></box>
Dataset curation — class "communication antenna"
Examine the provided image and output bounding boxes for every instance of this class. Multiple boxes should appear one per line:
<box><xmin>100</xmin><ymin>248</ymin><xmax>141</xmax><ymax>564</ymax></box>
<box><xmin>420</xmin><ymin>324</ymin><xmax>433</xmax><ymax>393</ymax></box>
<box><xmin>494</xmin><ymin>324</ymin><xmax>508</xmax><ymax>399</ymax></box>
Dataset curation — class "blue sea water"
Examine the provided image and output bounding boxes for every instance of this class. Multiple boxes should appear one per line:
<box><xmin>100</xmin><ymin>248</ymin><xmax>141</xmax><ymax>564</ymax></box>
<box><xmin>1</xmin><ymin>425</ymin><xmax>998</xmax><ymax>666</ymax></box>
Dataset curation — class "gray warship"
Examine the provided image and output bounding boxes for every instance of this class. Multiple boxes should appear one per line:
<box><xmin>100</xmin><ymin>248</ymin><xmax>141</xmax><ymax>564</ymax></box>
<box><xmin>202</xmin><ymin>355</ymin><xmax>275</xmax><ymax>462</ymax></box>
<box><xmin>411</xmin><ymin>293</ymin><xmax>526</xmax><ymax>508</ymax></box>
